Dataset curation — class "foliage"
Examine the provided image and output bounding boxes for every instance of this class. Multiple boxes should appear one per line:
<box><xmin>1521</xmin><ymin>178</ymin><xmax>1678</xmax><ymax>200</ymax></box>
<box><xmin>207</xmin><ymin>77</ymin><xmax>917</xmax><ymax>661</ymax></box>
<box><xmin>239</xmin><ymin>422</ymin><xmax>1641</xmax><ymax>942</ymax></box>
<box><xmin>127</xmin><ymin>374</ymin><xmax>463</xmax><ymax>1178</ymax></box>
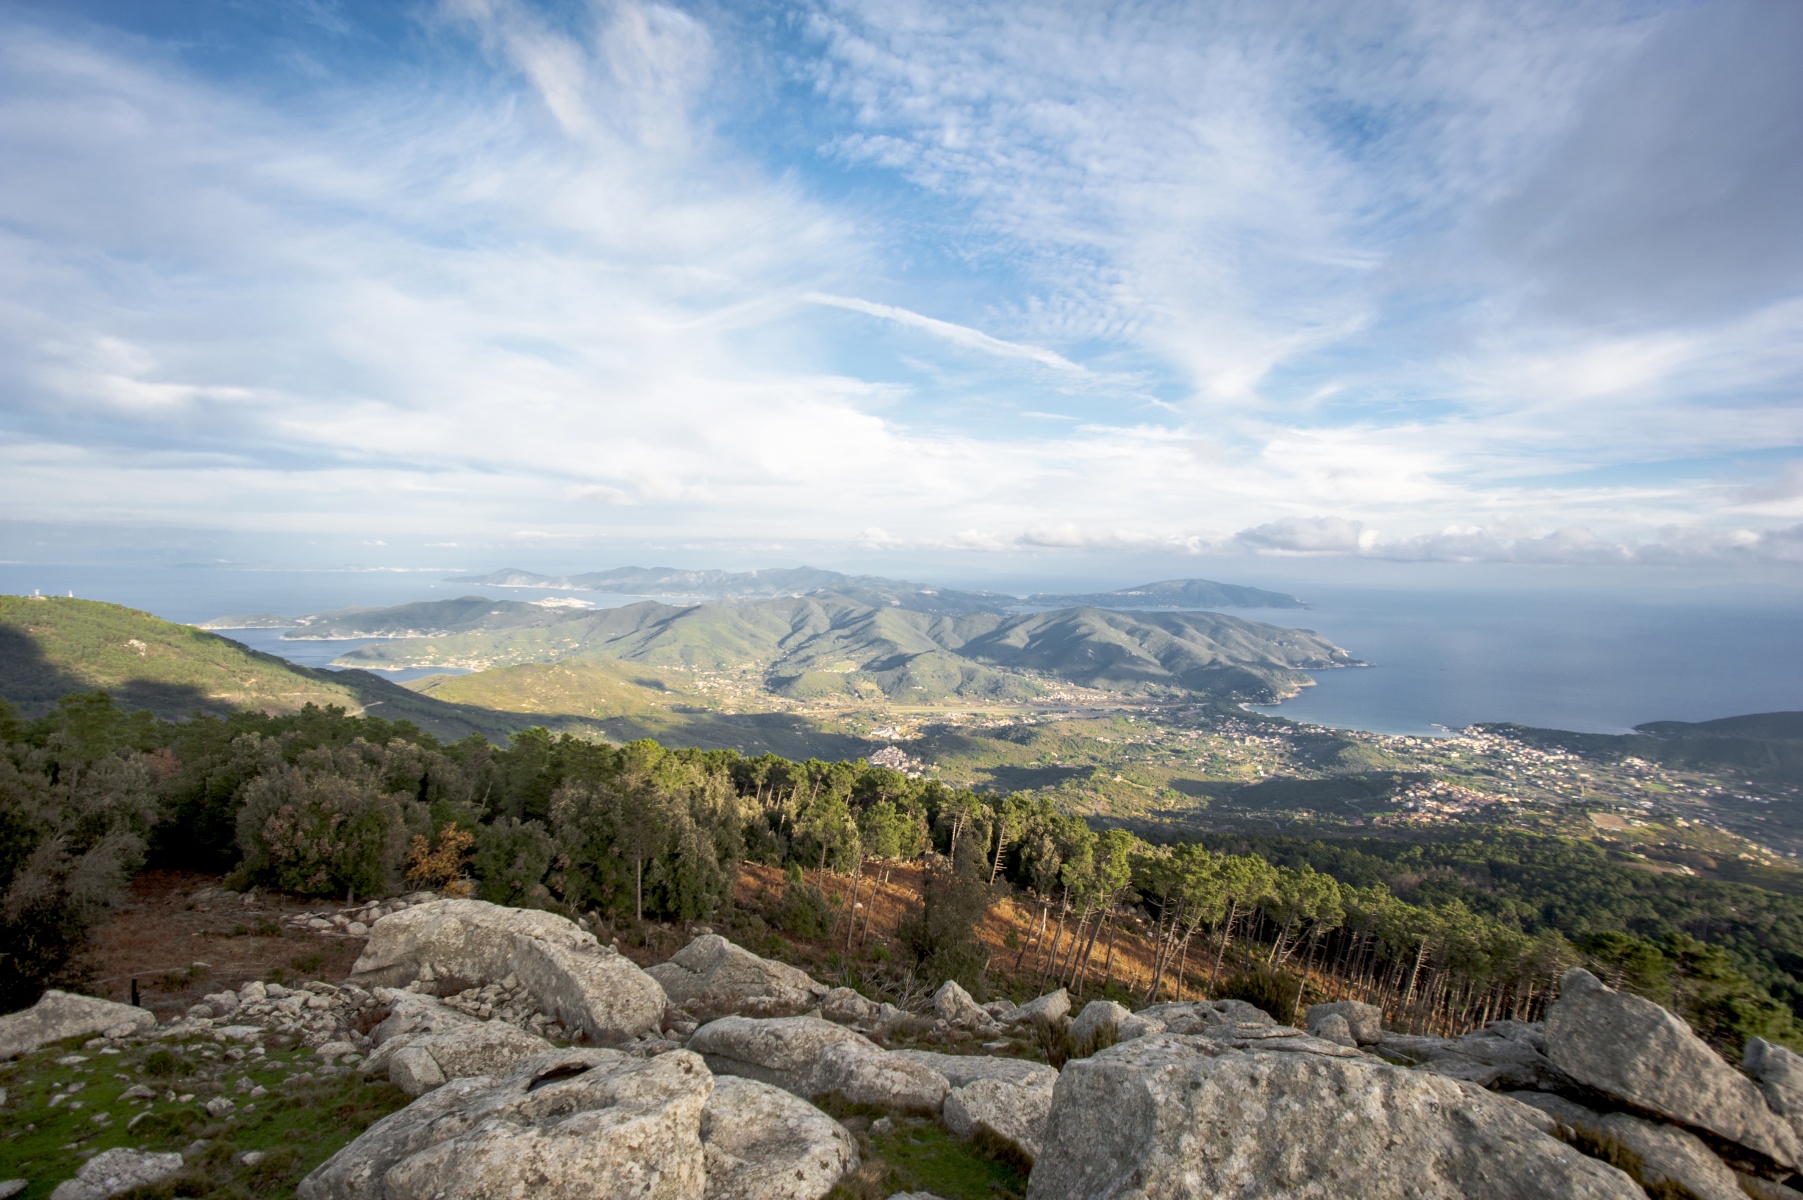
<box><xmin>404</xmin><ymin>822</ymin><xmax>474</xmax><ymax>892</ymax></box>
<box><xmin>896</xmin><ymin>849</ymin><xmax>991</xmax><ymax>996</ymax></box>
<box><xmin>234</xmin><ymin>742</ymin><xmax>412</xmax><ymax>898</ymax></box>
<box><xmin>0</xmin><ymin>695</ymin><xmax>160</xmax><ymax>1008</ymax></box>
<box><xmin>772</xmin><ymin>862</ymin><xmax>832</xmax><ymax>939</ymax></box>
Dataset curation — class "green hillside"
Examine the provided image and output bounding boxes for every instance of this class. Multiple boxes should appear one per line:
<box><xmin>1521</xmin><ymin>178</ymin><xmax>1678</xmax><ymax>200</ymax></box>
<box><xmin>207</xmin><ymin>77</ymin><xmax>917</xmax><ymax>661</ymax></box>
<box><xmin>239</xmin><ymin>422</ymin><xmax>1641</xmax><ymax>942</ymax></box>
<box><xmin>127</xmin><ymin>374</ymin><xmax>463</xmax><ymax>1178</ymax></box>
<box><xmin>1481</xmin><ymin>714</ymin><xmax>1803</xmax><ymax>787</ymax></box>
<box><xmin>330</xmin><ymin>593</ymin><xmax>1356</xmax><ymax>703</ymax></box>
<box><xmin>0</xmin><ymin>595</ymin><xmax>515</xmax><ymax>742</ymax></box>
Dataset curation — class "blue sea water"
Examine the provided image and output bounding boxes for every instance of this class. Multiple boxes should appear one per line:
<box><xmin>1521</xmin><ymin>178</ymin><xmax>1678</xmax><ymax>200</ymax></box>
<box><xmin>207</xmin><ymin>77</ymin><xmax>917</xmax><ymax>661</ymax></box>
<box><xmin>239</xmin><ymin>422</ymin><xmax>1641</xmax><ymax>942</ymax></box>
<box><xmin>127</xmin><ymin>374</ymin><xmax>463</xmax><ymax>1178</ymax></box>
<box><xmin>2</xmin><ymin>564</ymin><xmax>1799</xmax><ymax>736</ymax></box>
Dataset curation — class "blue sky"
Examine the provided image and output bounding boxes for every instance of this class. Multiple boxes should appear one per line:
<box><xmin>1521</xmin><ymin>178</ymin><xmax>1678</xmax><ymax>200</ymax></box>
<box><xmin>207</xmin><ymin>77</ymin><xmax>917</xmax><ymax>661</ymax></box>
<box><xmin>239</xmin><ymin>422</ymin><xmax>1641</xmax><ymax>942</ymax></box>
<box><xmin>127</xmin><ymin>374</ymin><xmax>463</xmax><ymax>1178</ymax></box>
<box><xmin>2</xmin><ymin>0</ymin><xmax>1801</xmax><ymax>573</ymax></box>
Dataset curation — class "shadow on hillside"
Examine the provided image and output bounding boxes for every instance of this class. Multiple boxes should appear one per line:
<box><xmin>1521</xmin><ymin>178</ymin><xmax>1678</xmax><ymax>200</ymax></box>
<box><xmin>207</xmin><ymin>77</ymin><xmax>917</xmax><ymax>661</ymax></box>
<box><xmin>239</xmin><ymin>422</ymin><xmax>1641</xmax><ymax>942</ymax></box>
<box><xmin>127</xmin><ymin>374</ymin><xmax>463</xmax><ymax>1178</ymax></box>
<box><xmin>1168</xmin><ymin>772</ymin><xmax>1427</xmax><ymax>817</ymax></box>
<box><xmin>970</xmin><ymin>764</ymin><xmax>1089</xmax><ymax>792</ymax></box>
<box><xmin>0</xmin><ymin>620</ymin><xmax>226</xmax><ymax>718</ymax></box>
<box><xmin>542</xmin><ymin>709</ymin><xmax>879</xmax><ymax>761</ymax></box>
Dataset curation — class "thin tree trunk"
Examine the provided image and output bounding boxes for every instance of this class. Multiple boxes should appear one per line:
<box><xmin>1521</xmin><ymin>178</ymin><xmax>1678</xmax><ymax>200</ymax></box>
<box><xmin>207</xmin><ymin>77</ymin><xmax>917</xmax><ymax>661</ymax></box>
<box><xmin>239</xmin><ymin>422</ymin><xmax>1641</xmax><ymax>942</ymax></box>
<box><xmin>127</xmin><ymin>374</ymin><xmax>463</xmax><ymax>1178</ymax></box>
<box><xmin>1210</xmin><ymin>900</ymin><xmax>1240</xmax><ymax>989</ymax></box>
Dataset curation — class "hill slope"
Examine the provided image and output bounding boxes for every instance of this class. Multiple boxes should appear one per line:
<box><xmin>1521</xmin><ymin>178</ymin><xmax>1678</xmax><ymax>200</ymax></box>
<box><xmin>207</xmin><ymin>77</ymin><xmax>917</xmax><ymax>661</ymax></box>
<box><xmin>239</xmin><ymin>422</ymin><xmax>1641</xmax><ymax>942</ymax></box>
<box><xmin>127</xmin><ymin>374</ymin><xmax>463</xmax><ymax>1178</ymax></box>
<box><xmin>0</xmin><ymin>596</ymin><xmax>515</xmax><ymax>741</ymax></box>
<box><xmin>332</xmin><ymin>593</ymin><xmax>1356</xmax><ymax>703</ymax></box>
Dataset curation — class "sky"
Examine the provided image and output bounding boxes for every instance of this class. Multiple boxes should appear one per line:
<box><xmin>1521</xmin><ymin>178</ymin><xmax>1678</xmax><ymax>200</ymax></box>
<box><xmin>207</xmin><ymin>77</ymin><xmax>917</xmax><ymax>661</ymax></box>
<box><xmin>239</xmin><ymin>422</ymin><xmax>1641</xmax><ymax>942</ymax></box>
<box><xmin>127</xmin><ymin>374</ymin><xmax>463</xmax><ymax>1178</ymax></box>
<box><xmin>2</xmin><ymin>0</ymin><xmax>1801</xmax><ymax>579</ymax></box>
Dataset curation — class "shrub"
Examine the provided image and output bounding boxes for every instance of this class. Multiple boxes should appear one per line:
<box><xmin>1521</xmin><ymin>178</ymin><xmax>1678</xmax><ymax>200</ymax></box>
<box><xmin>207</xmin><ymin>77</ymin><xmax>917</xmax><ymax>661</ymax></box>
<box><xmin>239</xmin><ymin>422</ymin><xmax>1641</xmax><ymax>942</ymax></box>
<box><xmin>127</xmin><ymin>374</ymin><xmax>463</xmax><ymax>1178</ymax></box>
<box><xmin>235</xmin><ymin>744</ymin><xmax>410</xmax><ymax>898</ymax></box>
<box><xmin>404</xmin><ymin>822</ymin><xmax>474</xmax><ymax>891</ymax></box>
<box><xmin>1214</xmin><ymin>964</ymin><xmax>1301</xmax><ymax>1021</ymax></box>
<box><xmin>0</xmin><ymin>741</ymin><xmax>158</xmax><ymax>1009</ymax></box>
<box><xmin>471</xmin><ymin>817</ymin><xmax>555</xmax><ymax>908</ymax></box>
<box><xmin>771</xmin><ymin>862</ymin><xmax>831</xmax><ymax>939</ymax></box>
<box><xmin>895</xmin><ymin>851</ymin><xmax>991</xmax><ymax>997</ymax></box>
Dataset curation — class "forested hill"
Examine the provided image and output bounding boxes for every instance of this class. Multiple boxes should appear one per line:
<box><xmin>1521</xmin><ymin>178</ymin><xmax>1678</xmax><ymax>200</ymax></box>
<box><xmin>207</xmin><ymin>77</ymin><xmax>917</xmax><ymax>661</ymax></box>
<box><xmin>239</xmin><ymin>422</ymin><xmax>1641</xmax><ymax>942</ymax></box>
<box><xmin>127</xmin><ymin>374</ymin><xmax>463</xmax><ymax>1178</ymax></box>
<box><xmin>0</xmin><ymin>596</ymin><xmax>513</xmax><ymax>742</ymax></box>
<box><xmin>313</xmin><ymin>594</ymin><xmax>1358</xmax><ymax>703</ymax></box>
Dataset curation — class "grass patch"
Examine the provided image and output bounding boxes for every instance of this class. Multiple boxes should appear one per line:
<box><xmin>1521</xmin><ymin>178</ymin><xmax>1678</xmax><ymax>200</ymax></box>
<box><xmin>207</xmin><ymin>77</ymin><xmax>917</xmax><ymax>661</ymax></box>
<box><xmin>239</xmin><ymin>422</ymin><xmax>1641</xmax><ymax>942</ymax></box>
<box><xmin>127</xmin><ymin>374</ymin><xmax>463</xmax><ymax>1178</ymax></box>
<box><xmin>0</xmin><ymin>1032</ymin><xmax>408</xmax><ymax>1200</ymax></box>
<box><xmin>828</xmin><ymin>1117</ymin><xmax>1026</xmax><ymax>1200</ymax></box>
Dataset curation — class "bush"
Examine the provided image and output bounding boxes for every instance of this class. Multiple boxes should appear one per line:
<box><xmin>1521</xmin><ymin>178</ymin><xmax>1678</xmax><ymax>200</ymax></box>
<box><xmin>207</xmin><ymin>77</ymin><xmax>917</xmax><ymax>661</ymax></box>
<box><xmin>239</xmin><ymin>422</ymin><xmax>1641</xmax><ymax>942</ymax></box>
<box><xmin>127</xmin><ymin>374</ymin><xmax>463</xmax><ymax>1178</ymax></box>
<box><xmin>471</xmin><ymin>817</ymin><xmax>555</xmax><ymax>908</ymax></box>
<box><xmin>0</xmin><ymin>741</ymin><xmax>158</xmax><ymax>1010</ymax></box>
<box><xmin>1214</xmin><ymin>964</ymin><xmax>1301</xmax><ymax>1021</ymax></box>
<box><xmin>234</xmin><ymin>744</ymin><xmax>410</xmax><ymax>898</ymax></box>
<box><xmin>895</xmin><ymin>852</ymin><xmax>991</xmax><ymax>997</ymax></box>
<box><xmin>771</xmin><ymin>862</ymin><xmax>831</xmax><ymax>939</ymax></box>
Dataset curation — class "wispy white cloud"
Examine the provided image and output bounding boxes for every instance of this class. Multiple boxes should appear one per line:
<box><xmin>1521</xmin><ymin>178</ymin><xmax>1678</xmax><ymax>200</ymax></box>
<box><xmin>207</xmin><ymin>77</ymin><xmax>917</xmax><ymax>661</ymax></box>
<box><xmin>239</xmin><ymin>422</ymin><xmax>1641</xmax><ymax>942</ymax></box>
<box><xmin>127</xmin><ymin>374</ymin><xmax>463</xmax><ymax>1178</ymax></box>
<box><xmin>0</xmin><ymin>0</ymin><xmax>1797</xmax><ymax>570</ymax></box>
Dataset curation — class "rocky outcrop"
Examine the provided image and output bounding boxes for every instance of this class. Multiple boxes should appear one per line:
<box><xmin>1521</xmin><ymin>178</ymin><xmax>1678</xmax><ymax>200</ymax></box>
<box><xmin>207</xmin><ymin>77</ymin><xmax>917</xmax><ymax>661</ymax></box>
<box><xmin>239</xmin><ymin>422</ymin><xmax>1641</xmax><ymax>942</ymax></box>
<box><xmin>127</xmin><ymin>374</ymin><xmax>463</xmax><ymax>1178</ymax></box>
<box><xmin>348</xmin><ymin>899</ymin><xmax>666</xmax><ymax>1045</ymax></box>
<box><xmin>1308</xmin><ymin>999</ymin><xmax>1384</xmax><ymax>1045</ymax></box>
<box><xmin>689</xmin><ymin>1016</ymin><xmax>949</xmax><ymax>1113</ymax></box>
<box><xmin>1002</xmin><ymin>989</ymin><xmax>1069</xmax><ymax>1026</ymax></box>
<box><xmin>1311</xmin><ymin>1012</ymin><xmax>1357</xmax><ymax>1047</ymax></box>
<box><xmin>701</xmin><ymin>1075</ymin><xmax>857</xmax><ymax>1200</ymax></box>
<box><xmin>648</xmin><ymin>935</ymin><xmax>825</xmax><ymax>1018</ymax></box>
<box><xmin>1747</xmin><ymin>1036</ymin><xmax>1803</xmax><ymax>1137</ymax></box>
<box><xmin>1388</xmin><ymin>1022</ymin><xmax>1569</xmax><ymax>1090</ymax></box>
<box><xmin>297</xmin><ymin>1048</ymin><xmax>711</xmax><ymax>1200</ymax></box>
<box><xmin>820</xmin><ymin>987</ymin><xmax>901</xmax><ymax>1033</ymax></box>
<box><xmin>1546</xmin><ymin>968</ymin><xmax>1800</xmax><ymax>1168</ymax></box>
<box><xmin>1068</xmin><ymin>1000</ymin><xmax>1130</xmax><ymax>1052</ymax></box>
<box><xmin>891</xmin><ymin>1049</ymin><xmax>1058</xmax><ymax>1093</ymax></box>
<box><xmin>48</xmin><ymin>1149</ymin><xmax>183</xmax><ymax>1200</ymax></box>
<box><xmin>365</xmin><ymin>1020</ymin><xmax>553</xmax><ymax>1096</ymax></box>
<box><xmin>943</xmin><ymin>1078</ymin><xmax>1053</xmax><ymax>1168</ymax></box>
<box><xmin>1134</xmin><ymin>997</ymin><xmax>1274</xmax><ymax>1032</ymax></box>
<box><xmin>1</xmin><ymin>991</ymin><xmax>155</xmax><ymax>1059</ymax></box>
<box><xmin>1513</xmin><ymin>1092</ymin><xmax>1745</xmax><ymax>1200</ymax></box>
<box><xmin>932</xmin><ymin>980</ymin><xmax>990</xmax><ymax>1029</ymax></box>
<box><xmin>1026</xmin><ymin>1033</ymin><xmax>1646</xmax><ymax>1200</ymax></box>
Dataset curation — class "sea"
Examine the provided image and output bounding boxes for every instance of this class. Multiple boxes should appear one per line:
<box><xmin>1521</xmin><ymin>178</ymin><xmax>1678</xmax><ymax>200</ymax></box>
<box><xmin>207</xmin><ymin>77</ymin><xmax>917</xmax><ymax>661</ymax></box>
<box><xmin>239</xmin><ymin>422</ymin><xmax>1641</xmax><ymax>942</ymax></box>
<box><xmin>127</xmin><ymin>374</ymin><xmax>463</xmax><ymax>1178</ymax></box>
<box><xmin>3</xmin><ymin>564</ymin><xmax>1800</xmax><ymax>737</ymax></box>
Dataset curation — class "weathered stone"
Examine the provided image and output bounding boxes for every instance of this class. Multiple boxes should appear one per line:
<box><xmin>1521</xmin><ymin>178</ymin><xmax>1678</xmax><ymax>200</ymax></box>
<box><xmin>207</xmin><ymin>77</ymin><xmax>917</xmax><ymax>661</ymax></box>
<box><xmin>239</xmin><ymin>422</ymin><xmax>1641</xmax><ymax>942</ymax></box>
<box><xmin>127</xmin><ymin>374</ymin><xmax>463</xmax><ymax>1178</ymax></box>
<box><xmin>296</xmin><ymin>1048</ymin><xmax>711</xmax><ymax>1200</ymax></box>
<box><xmin>943</xmin><ymin>1079</ymin><xmax>1052</xmax><ymax>1167</ymax></box>
<box><xmin>648</xmin><ymin>935</ymin><xmax>823</xmax><ymax>1018</ymax></box>
<box><xmin>1546</xmin><ymin>967</ymin><xmax>1799</xmax><ymax>1168</ymax></box>
<box><xmin>369</xmin><ymin>1022</ymin><xmax>553</xmax><ymax>1096</ymax></box>
<box><xmin>367</xmin><ymin>991</ymin><xmax>479</xmax><ymax>1046</ymax></box>
<box><xmin>1740</xmin><ymin>1174</ymin><xmax>1803</xmax><ymax>1200</ymax></box>
<box><xmin>891</xmin><ymin>1050</ymin><xmax>1058</xmax><ymax>1093</ymax></box>
<box><xmin>1134</xmin><ymin>997</ymin><xmax>1274</xmax><ymax>1032</ymax></box>
<box><xmin>48</xmin><ymin>1149</ymin><xmax>183</xmax><ymax>1200</ymax></box>
<box><xmin>1311</xmin><ymin>1012</ymin><xmax>1357</xmax><ymax>1048</ymax></box>
<box><xmin>1067</xmin><ymin>1000</ymin><xmax>1130</xmax><ymax>1053</ymax></box>
<box><xmin>0</xmin><ymin>1180</ymin><xmax>25</xmax><ymax>1199</ymax></box>
<box><xmin>1509</xmin><ymin>1091</ymin><xmax>1743</xmax><ymax>1200</ymax></box>
<box><xmin>1026</xmin><ymin>1034</ymin><xmax>1645</xmax><ymax>1200</ymax></box>
<box><xmin>820</xmin><ymin>987</ymin><xmax>883</xmax><ymax>1028</ymax></box>
<box><xmin>1308</xmin><ymin>999</ymin><xmax>1384</xmax><ymax>1045</ymax></box>
<box><xmin>1747</xmin><ymin>1036</ymin><xmax>1803</xmax><ymax>1135</ymax></box>
<box><xmin>349</xmin><ymin>899</ymin><xmax>665</xmax><ymax>1045</ymax></box>
<box><xmin>0</xmin><ymin>991</ymin><xmax>155</xmax><ymax>1059</ymax></box>
<box><xmin>701</xmin><ymin>1075</ymin><xmax>857</xmax><ymax>1200</ymax></box>
<box><xmin>1116</xmin><ymin>1014</ymin><xmax>1164</xmax><ymax>1040</ymax></box>
<box><xmin>932</xmin><ymin>980</ymin><xmax>989</xmax><ymax>1029</ymax></box>
<box><xmin>690</xmin><ymin>1016</ymin><xmax>949</xmax><ymax>1112</ymax></box>
<box><xmin>1195</xmin><ymin>1022</ymin><xmax>1363</xmax><ymax>1058</ymax></box>
<box><xmin>1002</xmin><ymin>989</ymin><xmax>1069</xmax><ymax>1025</ymax></box>
<box><xmin>813</xmin><ymin>1041</ymin><xmax>950</xmax><ymax>1113</ymax></box>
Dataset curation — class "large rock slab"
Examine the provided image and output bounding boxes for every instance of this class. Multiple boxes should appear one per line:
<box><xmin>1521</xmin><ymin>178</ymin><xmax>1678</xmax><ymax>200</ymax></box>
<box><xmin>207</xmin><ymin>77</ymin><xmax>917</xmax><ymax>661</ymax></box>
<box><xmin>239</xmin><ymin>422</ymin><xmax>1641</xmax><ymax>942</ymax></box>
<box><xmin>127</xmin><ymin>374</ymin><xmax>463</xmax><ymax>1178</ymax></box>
<box><xmin>701</xmin><ymin>1075</ymin><xmax>857</xmax><ymax>1200</ymax></box>
<box><xmin>1747</xmin><ymin>1036</ymin><xmax>1803</xmax><ymax>1135</ymax></box>
<box><xmin>648</xmin><ymin>935</ymin><xmax>824</xmax><ymax>1018</ymax></box>
<box><xmin>943</xmin><ymin>1079</ymin><xmax>1053</xmax><ymax>1167</ymax></box>
<box><xmin>1068</xmin><ymin>1000</ymin><xmax>1130</xmax><ymax>1053</ymax></box>
<box><xmin>1</xmin><ymin>990</ymin><xmax>156</xmax><ymax>1059</ymax></box>
<box><xmin>1511</xmin><ymin>1092</ymin><xmax>1744</xmax><ymax>1200</ymax></box>
<box><xmin>1134</xmin><ymin>997</ymin><xmax>1274</xmax><ymax>1032</ymax></box>
<box><xmin>690</xmin><ymin>1016</ymin><xmax>949</xmax><ymax>1113</ymax></box>
<box><xmin>932</xmin><ymin>980</ymin><xmax>989</xmax><ymax>1029</ymax></box>
<box><xmin>48</xmin><ymin>1149</ymin><xmax>183</xmax><ymax>1200</ymax></box>
<box><xmin>1026</xmin><ymin>1034</ymin><xmax>1646</xmax><ymax>1200</ymax></box>
<box><xmin>891</xmin><ymin>1049</ymin><xmax>1058</xmax><ymax>1093</ymax></box>
<box><xmin>1546</xmin><ymin>968</ymin><xmax>1800</xmax><ymax>1168</ymax></box>
<box><xmin>366</xmin><ymin>1021</ymin><xmax>553</xmax><ymax>1096</ymax></box>
<box><xmin>297</xmin><ymin>1047</ymin><xmax>711</xmax><ymax>1200</ymax></box>
<box><xmin>1002</xmin><ymin>989</ymin><xmax>1069</xmax><ymax>1026</ymax></box>
<box><xmin>348</xmin><ymin>899</ymin><xmax>665</xmax><ymax>1045</ymax></box>
<box><xmin>1308</xmin><ymin>999</ymin><xmax>1385</xmax><ymax>1045</ymax></box>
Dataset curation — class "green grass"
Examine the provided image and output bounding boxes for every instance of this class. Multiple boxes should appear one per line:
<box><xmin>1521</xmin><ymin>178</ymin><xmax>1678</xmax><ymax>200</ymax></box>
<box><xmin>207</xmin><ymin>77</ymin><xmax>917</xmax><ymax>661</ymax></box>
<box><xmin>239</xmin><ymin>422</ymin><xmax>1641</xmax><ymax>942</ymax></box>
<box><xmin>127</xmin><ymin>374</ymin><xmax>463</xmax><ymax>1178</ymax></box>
<box><xmin>0</xmin><ymin>1034</ymin><xmax>408</xmax><ymax>1200</ymax></box>
<box><xmin>827</xmin><ymin>1117</ymin><xmax>1027</xmax><ymax>1200</ymax></box>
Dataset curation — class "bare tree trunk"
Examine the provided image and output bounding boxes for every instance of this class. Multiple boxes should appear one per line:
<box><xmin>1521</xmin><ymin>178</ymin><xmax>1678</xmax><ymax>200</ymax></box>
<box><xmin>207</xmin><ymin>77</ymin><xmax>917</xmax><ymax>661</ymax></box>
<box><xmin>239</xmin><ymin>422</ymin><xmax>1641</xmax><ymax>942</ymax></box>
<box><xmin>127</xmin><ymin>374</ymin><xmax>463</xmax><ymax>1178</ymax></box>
<box><xmin>1209</xmin><ymin>900</ymin><xmax>1240</xmax><ymax>989</ymax></box>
